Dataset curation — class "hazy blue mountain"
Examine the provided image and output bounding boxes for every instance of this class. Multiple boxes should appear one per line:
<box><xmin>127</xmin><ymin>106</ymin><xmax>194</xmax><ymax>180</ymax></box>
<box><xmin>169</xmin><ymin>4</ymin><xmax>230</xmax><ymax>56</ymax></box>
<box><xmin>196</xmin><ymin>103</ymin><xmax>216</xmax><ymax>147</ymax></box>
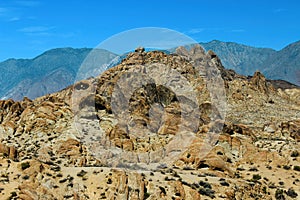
<box><xmin>200</xmin><ymin>40</ymin><xmax>300</xmax><ymax>86</ymax></box>
<box><xmin>0</xmin><ymin>48</ymin><xmax>117</xmax><ymax>100</ymax></box>
<box><xmin>200</xmin><ymin>40</ymin><xmax>276</xmax><ymax>75</ymax></box>
<box><xmin>261</xmin><ymin>40</ymin><xmax>300</xmax><ymax>86</ymax></box>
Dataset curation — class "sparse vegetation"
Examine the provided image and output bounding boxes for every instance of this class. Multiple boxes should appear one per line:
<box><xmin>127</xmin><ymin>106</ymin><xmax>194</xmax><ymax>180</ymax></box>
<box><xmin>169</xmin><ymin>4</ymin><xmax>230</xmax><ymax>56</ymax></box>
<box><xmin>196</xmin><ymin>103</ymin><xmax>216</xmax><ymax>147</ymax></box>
<box><xmin>107</xmin><ymin>178</ymin><xmax>112</xmax><ymax>184</ymax></box>
<box><xmin>21</xmin><ymin>162</ymin><xmax>30</xmax><ymax>170</ymax></box>
<box><xmin>220</xmin><ymin>181</ymin><xmax>230</xmax><ymax>186</ymax></box>
<box><xmin>23</xmin><ymin>175</ymin><xmax>30</xmax><ymax>180</ymax></box>
<box><xmin>291</xmin><ymin>151</ymin><xmax>299</xmax><ymax>157</ymax></box>
<box><xmin>77</xmin><ymin>170</ymin><xmax>87</xmax><ymax>177</ymax></box>
<box><xmin>159</xmin><ymin>186</ymin><xmax>166</xmax><ymax>195</ymax></box>
<box><xmin>252</xmin><ymin>174</ymin><xmax>261</xmax><ymax>182</ymax></box>
<box><xmin>283</xmin><ymin>165</ymin><xmax>291</xmax><ymax>170</ymax></box>
<box><xmin>249</xmin><ymin>167</ymin><xmax>258</xmax><ymax>171</ymax></box>
<box><xmin>275</xmin><ymin>189</ymin><xmax>285</xmax><ymax>200</ymax></box>
<box><xmin>199</xmin><ymin>180</ymin><xmax>212</xmax><ymax>189</ymax></box>
<box><xmin>294</xmin><ymin>166</ymin><xmax>300</xmax><ymax>172</ymax></box>
<box><xmin>59</xmin><ymin>178</ymin><xmax>68</xmax><ymax>183</ymax></box>
<box><xmin>269</xmin><ymin>182</ymin><xmax>276</xmax><ymax>189</ymax></box>
<box><xmin>183</xmin><ymin>166</ymin><xmax>193</xmax><ymax>170</ymax></box>
<box><xmin>262</xmin><ymin>186</ymin><xmax>267</xmax><ymax>194</ymax></box>
<box><xmin>199</xmin><ymin>187</ymin><xmax>215</xmax><ymax>198</ymax></box>
<box><xmin>286</xmin><ymin>188</ymin><xmax>298</xmax><ymax>198</ymax></box>
<box><xmin>8</xmin><ymin>191</ymin><xmax>17</xmax><ymax>200</ymax></box>
<box><xmin>0</xmin><ymin>40</ymin><xmax>299</xmax><ymax>200</ymax></box>
<box><xmin>144</xmin><ymin>192</ymin><xmax>151</xmax><ymax>199</ymax></box>
<box><xmin>279</xmin><ymin>181</ymin><xmax>284</xmax><ymax>186</ymax></box>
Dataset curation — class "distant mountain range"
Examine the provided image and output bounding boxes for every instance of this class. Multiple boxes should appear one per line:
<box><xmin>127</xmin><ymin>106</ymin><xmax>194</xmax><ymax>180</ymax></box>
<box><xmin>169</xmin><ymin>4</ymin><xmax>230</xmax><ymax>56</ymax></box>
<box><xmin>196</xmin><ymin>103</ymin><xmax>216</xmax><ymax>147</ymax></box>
<box><xmin>1</xmin><ymin>40</ymin><xmax>299</xmax><ymax>100</ymax></box>
<box><xmin>0</xmin><ymin>48</ymin><xmax>117</xmax><ymax>100</ymax></box>
<box><xmin>200</xmin><ymin>40</ymin><xmax>276</xmax><ymax>75</ymax></box>
<box><xmin>261</xmin><ymin>41</ymin><xmax>300</xmax><ymax>85</ymax></box>
<box><xmin>200</xmin><ymin>40</ymin><xmax>300</xmax><ymax>86</ymax></box>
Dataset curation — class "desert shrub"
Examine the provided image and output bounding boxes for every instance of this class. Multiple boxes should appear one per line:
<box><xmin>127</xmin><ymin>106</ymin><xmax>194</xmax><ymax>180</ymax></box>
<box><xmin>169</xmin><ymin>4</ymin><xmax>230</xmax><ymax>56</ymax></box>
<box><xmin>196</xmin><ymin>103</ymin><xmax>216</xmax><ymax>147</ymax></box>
<box><xmin>77</xmin><ymin>170</ymin><xmax>87</xmax><ymax>177</ymax></box>
<box><xmin>294</xmin><ymin>166</ymin><xmax>300</xmax><ymax>171</ymax></box>
<box><xmin>291</xmin><ymin>151</ymin><xmax>299</xmax><ymax>157</ymax></box>
<box><xmin>286</xmin><ymin>188</ymin><xmax>298</xmax><ymax>198</ymax></box>
<box><xmin>21</xmin><ymin>162</ymin><xmax>30</xmax><ymax>170</ymax></box>
<box><xmin>199</xmin><ymin>188</ymin><xmax>215</xmax><ymax>198</ymax></box>
<box><xmin>252</xmin><ymin>174</ymin><xmax>261</xmax><ymax>181</ymax></box>
<box><xmin>275</xmin><ymin>189</ymin><xmax>285</xmax><ymax>200</ymax></box>
<box><xmin>283</xmin><ymin>165</ymin><xmax>291</xmax><ymax>170</ymax></box>
<box><xmin>8</xmin><ymin>191</ymin><xmax>17</xmax><ymax>200</ymax></box>
<box><xmin>144</xmin><ymin>192</ymin><xmax>151</xmax><ymax>199</ymax></box>
<box><xmin>23</xmin><ymin>175</ymin><xmax>30</xmax><ymax>180</ymax></box>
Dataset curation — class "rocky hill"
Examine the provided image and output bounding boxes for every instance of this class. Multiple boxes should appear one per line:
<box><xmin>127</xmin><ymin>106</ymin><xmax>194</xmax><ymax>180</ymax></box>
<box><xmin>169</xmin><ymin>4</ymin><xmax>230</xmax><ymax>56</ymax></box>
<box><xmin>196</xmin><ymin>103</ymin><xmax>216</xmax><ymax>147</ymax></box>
<box><xmin>0</xmin><ymin>45</ymin><xmax>299</xmax><ymax>199</ymax></box>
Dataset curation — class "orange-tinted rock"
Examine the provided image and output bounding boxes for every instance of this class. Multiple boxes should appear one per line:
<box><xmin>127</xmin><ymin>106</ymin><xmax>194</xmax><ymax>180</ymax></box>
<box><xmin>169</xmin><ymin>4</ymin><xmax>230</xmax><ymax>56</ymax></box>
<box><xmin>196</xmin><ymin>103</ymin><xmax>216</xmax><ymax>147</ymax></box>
<box><xmin>8</xmin><ymin>146</ymin><xmax>17</xmax><ymax>160</ymax></box>
<box><xmin>0</xmin><ymin>142</ymin><xmax>9</xmax><ymax>156</ymax></box>
<box><xmin>0</xmin><ymin>45</ymin><xmax>299</xmax><ymax>199</ymax></box>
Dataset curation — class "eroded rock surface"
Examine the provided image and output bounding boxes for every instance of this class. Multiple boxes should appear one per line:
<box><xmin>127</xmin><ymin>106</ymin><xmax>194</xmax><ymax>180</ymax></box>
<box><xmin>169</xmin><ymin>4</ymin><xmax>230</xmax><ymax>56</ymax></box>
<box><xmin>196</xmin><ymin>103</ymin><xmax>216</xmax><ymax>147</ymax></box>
<box><xmin>0</xmin><ymin>45</ymin><xmax>299</xmax><ymax>199</ymax></box>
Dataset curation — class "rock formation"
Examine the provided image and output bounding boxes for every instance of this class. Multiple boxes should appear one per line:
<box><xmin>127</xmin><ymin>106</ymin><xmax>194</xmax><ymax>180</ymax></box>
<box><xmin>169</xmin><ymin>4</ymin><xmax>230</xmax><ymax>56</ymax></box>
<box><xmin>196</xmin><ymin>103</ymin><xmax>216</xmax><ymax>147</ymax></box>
<box><xmin>0</xmin><ymin>45</ymin><xmax>299</xmax><ymax>199</ymax></box>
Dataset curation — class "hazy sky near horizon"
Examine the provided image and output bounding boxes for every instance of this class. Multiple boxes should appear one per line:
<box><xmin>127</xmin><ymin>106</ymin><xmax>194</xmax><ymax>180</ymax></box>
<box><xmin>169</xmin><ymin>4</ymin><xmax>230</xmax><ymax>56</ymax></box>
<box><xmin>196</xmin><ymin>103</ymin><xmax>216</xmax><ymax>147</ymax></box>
<box><xmin>0</xmin><ymin>0</ymin><xmax>300</xmax><ymax>61</ymax></box>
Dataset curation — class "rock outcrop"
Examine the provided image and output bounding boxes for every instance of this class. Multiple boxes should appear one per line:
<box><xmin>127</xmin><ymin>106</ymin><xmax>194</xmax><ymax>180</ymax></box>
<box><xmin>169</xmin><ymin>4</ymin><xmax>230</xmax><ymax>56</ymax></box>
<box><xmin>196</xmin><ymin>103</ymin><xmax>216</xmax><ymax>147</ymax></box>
<box><xmin>0</xmin><ymin>45</ymin><xmax>299</xmax><ymax>199</ymax></box>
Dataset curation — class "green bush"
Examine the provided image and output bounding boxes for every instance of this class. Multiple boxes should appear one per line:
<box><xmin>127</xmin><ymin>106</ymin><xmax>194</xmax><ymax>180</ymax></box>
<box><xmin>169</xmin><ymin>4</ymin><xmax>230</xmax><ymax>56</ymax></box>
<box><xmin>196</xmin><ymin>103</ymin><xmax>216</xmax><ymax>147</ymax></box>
<box><xmin>144</xmin><ymin>192</ymin><xmax>151</xmax><ymax>199</ymax></box>
<box><xmin>286</xmin><ymin>188</ymin><xmax>298</xmax><ymax>198</ymax></box>
<box><xmin>291</xmin><ymin>151</ymin><xmax>299</xmax><ymax>157</ymax></box>
<box><xmin>252</xmin><ymin>174</ymin><xmax>261</xmax><ymax>181</ymax></box>
<box><xmin>8</xmin><ymin>191</ymin><xmax>17</xmax><ymax>200</ymax></box>
<box><xmin>283</xmin><ymin>165</ymin><xmax>291</xmax><ymax>170</ymax></box>
<box><xmin>294</xmin><ymin>166</ymin><xmax>300</xmax><ymax>171</ymax></box>
<box><xmin>275</xmin><ymin>189</ymin><xmax>284</xmax><ymax>200</ymax></box>
<box><xmin>21</xmin><ymin>162</ymin><xmax>30</xmax><ymax>170</ymax></box>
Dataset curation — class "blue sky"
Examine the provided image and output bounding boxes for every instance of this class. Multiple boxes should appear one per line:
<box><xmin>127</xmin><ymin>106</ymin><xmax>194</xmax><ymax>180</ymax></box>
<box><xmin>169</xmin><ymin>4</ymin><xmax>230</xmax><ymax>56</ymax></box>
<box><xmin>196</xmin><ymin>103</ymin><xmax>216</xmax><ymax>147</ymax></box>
<box><xmin>0</xmin><ymin>0</ymin><xmax>300</xmax><ymax>61</ymax></box>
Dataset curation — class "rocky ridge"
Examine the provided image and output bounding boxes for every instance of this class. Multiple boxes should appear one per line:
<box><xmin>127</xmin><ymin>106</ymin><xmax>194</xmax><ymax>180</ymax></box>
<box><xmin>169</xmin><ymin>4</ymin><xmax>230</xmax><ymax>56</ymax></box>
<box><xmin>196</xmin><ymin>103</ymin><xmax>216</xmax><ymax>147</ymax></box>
<box><xmin>0</xmin><ymin>45</ymin><xmax>299</xmax><ymax>199</ymax></box>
